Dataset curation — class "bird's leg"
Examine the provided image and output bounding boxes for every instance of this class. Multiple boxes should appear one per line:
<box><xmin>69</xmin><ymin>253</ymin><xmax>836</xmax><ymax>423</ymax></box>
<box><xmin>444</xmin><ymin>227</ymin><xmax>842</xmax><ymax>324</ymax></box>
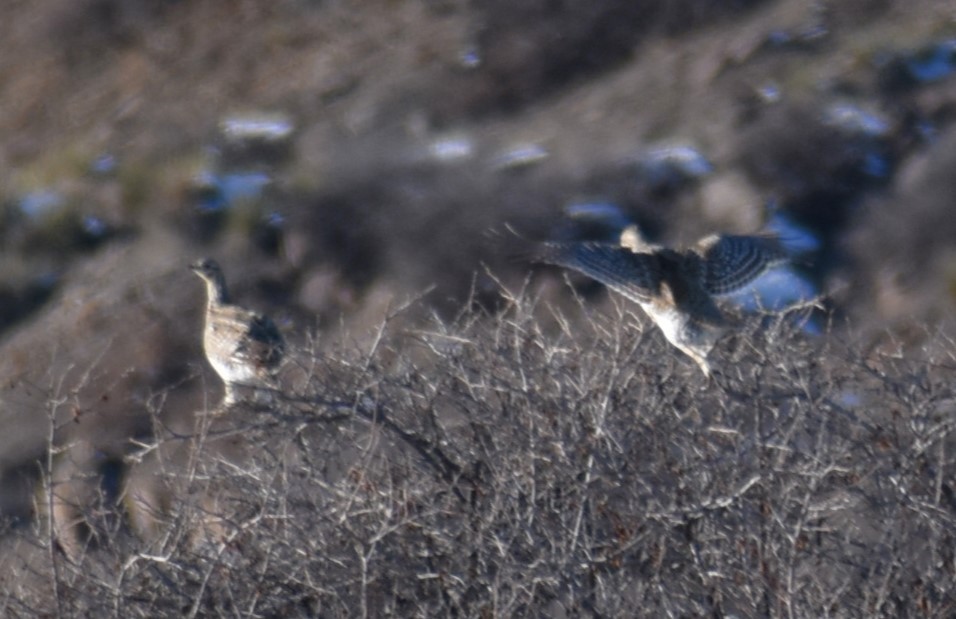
<box><xmin>223</xmin><ymin>383</ymin><xmax>237</xmax><ymax>407</ymax></box>
<box><xmin>251</xmin><ymin>385</ymin><xmax>278</xmax><ymax>408</ymax></box>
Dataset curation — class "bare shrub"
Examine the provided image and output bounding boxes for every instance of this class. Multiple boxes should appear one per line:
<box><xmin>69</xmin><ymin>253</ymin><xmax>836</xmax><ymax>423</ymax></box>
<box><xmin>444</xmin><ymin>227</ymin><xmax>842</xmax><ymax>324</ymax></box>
<box><xmin>4</xmin><ymin>286</ymin><xmax>956</xmax><ymax>617</ymax></box>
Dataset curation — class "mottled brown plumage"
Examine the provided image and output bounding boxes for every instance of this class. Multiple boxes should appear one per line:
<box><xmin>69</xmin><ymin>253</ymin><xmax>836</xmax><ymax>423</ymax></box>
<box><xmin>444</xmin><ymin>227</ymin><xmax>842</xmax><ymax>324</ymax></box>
<box><xmin>190</xmin><ymin>258</ymin><xmax>285</xmax><ymax>405</ymax></box>
<box><xmin>537</xmin><ymin>227</ymin><xmax>787</xmax><ymax>376</ymax></box>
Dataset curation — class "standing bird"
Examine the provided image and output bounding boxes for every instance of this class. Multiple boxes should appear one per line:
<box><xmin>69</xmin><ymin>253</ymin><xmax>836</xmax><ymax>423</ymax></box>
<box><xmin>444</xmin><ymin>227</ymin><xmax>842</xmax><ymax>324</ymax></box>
<box><xmin>535</xmin><ymin>226</ymin><xmax>788</xmax><ymax>376</ymax></box>
<box><xmin>190</xmin><ymin>258</ymin><xmax>285</xmax><ymax>406</ymax></box>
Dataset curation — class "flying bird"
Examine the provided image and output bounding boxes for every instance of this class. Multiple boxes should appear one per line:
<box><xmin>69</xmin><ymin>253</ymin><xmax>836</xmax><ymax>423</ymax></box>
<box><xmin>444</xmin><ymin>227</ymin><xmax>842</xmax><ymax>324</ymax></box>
<box><xmin>536</xmin><ymin>225</ymin><xmax>788</xmax><ymax>376</ymax></box>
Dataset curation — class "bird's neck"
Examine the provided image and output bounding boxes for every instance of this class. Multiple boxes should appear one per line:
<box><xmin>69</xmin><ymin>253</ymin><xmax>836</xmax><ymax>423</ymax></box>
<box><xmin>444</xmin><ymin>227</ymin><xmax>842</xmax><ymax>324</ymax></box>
<box><xmin>205</xmin><ymin>277</ymin><xmax>230</xmax><ymax>306</ymax></box>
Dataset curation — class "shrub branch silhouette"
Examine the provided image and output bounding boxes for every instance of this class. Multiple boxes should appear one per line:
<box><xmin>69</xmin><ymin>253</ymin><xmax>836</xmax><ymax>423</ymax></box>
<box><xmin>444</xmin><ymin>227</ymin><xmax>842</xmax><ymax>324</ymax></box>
<box><xmin>6</xmin><ymin>288</ymin><xmax>956</xmax><ymax>616</ymax></box>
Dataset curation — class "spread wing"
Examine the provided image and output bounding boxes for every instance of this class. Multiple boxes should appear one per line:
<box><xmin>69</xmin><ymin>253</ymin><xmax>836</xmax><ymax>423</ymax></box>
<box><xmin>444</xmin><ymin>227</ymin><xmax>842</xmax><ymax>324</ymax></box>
<box><xmin>536</xmin><ymin>242</ymin><xmax>661</xmax><ymax>303</ymax></box>
<box><xmin>694</xmin><ymin>234</ymin><xmax>788</xmax><ymax>295</ymax></box>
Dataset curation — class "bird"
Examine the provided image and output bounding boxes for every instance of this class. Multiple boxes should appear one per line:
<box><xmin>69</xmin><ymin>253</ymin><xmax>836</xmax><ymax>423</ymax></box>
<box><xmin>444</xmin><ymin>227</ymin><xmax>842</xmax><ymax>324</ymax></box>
<box><xmin>190</xmin><ymin>258</ymin><xmax>285</xmax><ymax>406</ymax></box>
<box><xmin>534</xmin><ymin>225</ymin><xmax>788</xmax><ymax>376</ymax></box>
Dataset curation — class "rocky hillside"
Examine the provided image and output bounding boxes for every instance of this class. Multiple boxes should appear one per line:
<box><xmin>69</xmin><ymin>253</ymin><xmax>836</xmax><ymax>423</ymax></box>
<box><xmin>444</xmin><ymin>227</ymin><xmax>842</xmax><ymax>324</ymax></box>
<box><xmin>2</xmin><ymin>1</ymin><xmax>956</xmax><ymax>614</ymax></box>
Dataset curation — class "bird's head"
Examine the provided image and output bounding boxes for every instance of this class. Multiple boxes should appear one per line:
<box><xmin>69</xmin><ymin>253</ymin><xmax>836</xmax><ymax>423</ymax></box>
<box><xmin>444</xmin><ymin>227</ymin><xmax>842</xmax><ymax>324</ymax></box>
<box><xmin>190</xmin><ymin>258</ymin><xmax>228</xmax><ymax>302</ymax></box>
<box><xmin>190</xmin><ymin>258</ymin><xmax>223</xmax><ymax>280</ymax></box>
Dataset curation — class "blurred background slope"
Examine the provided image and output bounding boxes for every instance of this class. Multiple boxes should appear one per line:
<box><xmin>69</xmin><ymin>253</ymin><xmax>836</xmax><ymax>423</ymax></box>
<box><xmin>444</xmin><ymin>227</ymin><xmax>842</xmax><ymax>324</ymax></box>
<box><xmin>2</xmin><ymin>0</ymin><xmax>956</xmax><ymax>517</ymax></box>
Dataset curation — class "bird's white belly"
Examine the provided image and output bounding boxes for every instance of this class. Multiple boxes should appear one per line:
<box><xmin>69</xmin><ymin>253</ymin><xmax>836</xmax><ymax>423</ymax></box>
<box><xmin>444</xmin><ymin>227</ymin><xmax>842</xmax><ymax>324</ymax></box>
<box><xmin>209</xmin><ymin>355</ymin><xmax>258</xmax><ymax>384</ymax></box>
<box><xmin>640</xmin><ymin>302</ymin><xmax>687</xmax><ymax>348</ymax></box>
<box><xmin>204</xmin><ymin>325</ymin><xmax>260</xmax><ymax>384</ymax></box>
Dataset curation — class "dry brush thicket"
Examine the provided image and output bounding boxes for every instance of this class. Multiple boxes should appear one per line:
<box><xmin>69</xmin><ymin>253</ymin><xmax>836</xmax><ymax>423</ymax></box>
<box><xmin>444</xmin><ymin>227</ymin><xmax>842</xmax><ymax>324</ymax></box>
<box><xmin>3</xmin><ymin>289</ymin><xmax>956</xmax><ymax>618</ymax></box>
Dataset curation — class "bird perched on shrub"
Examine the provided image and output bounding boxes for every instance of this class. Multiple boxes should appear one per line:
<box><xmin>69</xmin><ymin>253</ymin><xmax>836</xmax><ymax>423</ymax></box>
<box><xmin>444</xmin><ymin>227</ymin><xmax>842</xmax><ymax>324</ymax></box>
<box><xmin>190</xmin><ymin>258</ymin><xmax>285</xmax><ymax>406</ymax></box>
